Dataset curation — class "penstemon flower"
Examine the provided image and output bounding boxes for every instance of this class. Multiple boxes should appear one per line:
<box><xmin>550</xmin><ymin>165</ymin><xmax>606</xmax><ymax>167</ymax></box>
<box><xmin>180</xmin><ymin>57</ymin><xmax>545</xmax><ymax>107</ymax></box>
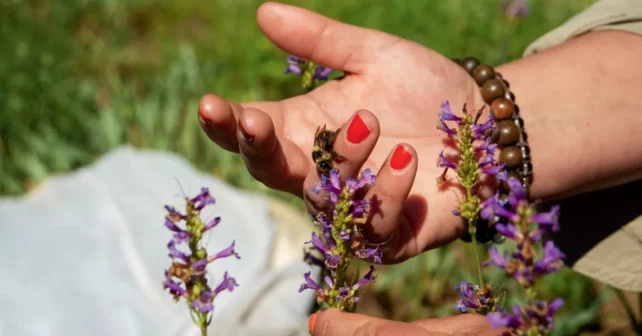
<box><xmin>162</xmin><ymin>187</ymin><xmax>241</xmax><ymax>336</ymax></box>
<box><xmin>299</xmin><ymin>168</ymin><xmax>382</xmax><ymax>310</ymax></box>
<box><xmin>436</xmin><ymin>100</ymin><xmax>505</xmax><ymax>293</ymax></box>
<box><xmin>481</xmin><ymin>177</ymin><xmax>565</xmax><ymax>335</ymax></box>
<box><xmin>284</xmin><ymin>55</ymin><xmax>333</xmax><ymax>92</ymax></box>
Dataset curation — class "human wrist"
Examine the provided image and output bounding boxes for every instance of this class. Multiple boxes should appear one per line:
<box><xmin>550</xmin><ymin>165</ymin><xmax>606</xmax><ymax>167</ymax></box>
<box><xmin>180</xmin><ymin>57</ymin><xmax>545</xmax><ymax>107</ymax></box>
<box><xmin>494</xmin><ymin>30</ymin><xmax>642</xmax><ymax>200</ymax></box>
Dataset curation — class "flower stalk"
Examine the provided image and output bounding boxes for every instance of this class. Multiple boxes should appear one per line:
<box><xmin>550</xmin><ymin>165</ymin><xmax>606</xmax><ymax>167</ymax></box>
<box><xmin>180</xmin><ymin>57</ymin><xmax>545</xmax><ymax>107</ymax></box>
<box><xmin>162</xmin><ymin>188</ymin><xmax>240</xmax><ymax>335</ymax></box>
<box><xmin>299</xmin><ymin>168</ymin><xmax>381</xmax><ymax>310</ymax></box>
<box><xmin>284</xmin><ymin>55</ymin><xmax>333</xmax><ymax>92</ymax></box>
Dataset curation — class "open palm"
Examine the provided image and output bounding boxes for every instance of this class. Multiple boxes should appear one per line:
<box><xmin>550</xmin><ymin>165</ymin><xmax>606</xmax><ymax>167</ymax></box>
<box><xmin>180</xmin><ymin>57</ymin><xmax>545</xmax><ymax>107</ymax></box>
<box><xmin>198</xmin><ymin>2</ymin><xmax>481</xmax><ymax>262</ymax></box>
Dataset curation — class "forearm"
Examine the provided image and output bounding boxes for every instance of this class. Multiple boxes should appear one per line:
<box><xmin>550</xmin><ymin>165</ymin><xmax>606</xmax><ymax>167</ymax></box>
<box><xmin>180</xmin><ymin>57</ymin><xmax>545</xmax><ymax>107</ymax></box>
<box><xmin>493</xmin><ymin>30</ymin><xmax>642</xmax><ymax>200</ymax></box>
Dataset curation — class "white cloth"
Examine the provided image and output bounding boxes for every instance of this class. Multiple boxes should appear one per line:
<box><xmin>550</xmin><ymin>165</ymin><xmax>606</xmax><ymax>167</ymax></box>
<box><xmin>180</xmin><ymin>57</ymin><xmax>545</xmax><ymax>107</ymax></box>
<box><xmin>0</xmin><ymin>146</ymin><xmax>316</xmax><ymax>336</ymax></box>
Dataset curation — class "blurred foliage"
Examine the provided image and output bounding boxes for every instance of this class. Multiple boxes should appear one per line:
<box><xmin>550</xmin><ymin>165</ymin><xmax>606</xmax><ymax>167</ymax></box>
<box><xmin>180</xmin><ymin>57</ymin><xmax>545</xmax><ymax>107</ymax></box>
<box><xmin>2</xmin><ymin>0</ymin><xmax>628</xmax><ymax>334</ymax></box>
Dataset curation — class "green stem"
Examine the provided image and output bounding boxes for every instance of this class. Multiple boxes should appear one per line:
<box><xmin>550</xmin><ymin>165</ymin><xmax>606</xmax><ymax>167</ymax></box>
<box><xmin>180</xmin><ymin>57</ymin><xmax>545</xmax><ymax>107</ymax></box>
<box><xmin>470</xmin><ymin>229</ymin><xmax>485</xmax><ymax>287</ymax></box>
<box><xmin>200</xmin><ymin>326</ymin><xmax>207</xmax><ymax>336</ymax></box>
<box><xmin>614</xmin><ymin>288</ymin><xmax>642</xmax><ymax>334</ymax></box>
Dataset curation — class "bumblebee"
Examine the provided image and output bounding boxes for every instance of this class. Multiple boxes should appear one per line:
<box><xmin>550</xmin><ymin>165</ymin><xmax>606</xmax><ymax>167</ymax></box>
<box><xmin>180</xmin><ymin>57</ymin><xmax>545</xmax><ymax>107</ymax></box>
<box><xmin>312</xmin><ymin>124</ymin><xmax>343</xmax><ymax>175</ymax></box>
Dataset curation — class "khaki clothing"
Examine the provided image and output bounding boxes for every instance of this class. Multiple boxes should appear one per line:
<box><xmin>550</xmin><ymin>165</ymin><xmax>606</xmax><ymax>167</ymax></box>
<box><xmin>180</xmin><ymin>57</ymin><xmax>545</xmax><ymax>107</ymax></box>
<box><xmin>523</xmin><ymin>0</ymin><xmax>642</xmax><ymax>292</ymax></box>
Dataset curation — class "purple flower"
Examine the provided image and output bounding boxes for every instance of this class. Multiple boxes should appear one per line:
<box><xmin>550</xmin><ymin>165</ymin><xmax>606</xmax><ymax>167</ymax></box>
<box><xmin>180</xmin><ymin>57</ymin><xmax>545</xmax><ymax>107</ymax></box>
<box><xmin>284</xmin><ymin>54</ymin><xmax>333</xmax><ymax>81</ymax></box>
<box><xmin>192</xmin><ymin>291</ymin><xmax>214</xmax><ymax>313</ymax></box>
<box><xmin>437</xmin><ymin>151</ymin><xmax>458</xmax><ymax>170</ymax></box>
<box><xmin>204</xmin><ymin>217</ymin><xmax>221</xmax><ymax>231</ymax></box>
<box><xmin>163</xmin><ymin>270</ymin><xmax>187</xmax><ymax>299</ymax></box>
<box><xmin>352</xmin><ymin>266</ymin><xmax>376</xmax><ymax>291</ymax></box>
<box><xmin>487</xmin><ymin>298</ymin><xmax>564</xmax><ymax>334</ymax></box>
<box><xmin>299</xmin><ymin>271</ymin><xmax>322</xmax><ymax>293</ymax></box>
<box><xmin>167</xmin><ymin>240</ymin><xmax>190</xmax><ymax>263</ymax></box>
<box><xmin>352</xmin><ymin>247</ymin><xmax>382</xmax><ymax>264</ymax></box>
<box><xmin>439</xmin><ymin>101</ymin><xmax>462</xmax><ymax>123</ymax></box>
<box><xmin>488</xmin><ymin>247</ymin><xmax>510</xmax><ymax>270</ymax></box>
<box><xmin>472</xmin><ymin>115</ymin><xmax>493</xmax><ymax>139</ymax></box>
<box><xmin>505</xmin><ymin>0</ymin><xmax>530</xmax><ymax>19</ymax></box>
<box><xmin>531</xmin><ymin>205</ymin><xmax>561</xmax><ymax>232</ymax></box>
<box><xmin>533</xmin><ymin>241</ymin><xmax>565</xmax><ymax>275</ymax></box>
<box><xmin>208</xmin><ymin>241</ymin><xmax>241</xmax><ymax>262</ymax></box>
<box><xmin>213</xmin><ymin>272</ymin><xmax>239</xmax><ymax>295</ymax></box>
<box><xmin>454</xmin><ymin>280</ymin><xmax>489</xmax><ymax>313</ymax></box>
<box><xmin>191</xmin><ymin>187</ymin><xmax>216</xmax><ymax>211</ymax></box>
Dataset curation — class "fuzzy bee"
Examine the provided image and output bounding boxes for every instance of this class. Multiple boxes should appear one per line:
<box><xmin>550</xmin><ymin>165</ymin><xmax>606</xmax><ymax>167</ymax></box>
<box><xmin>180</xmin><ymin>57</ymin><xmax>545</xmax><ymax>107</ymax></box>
<box><xmin>312</xmin><ymin>124</ymin><xmax>344</xmax><ymax>175</ymax></box>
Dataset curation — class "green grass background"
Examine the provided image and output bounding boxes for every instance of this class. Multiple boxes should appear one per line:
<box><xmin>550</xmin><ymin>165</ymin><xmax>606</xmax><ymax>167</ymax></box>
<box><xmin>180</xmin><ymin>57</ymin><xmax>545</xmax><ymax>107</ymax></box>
<box><xmin>3</xmin><ymin>0</ymin><xmax>629</xmax><ymax>334</ymax></box>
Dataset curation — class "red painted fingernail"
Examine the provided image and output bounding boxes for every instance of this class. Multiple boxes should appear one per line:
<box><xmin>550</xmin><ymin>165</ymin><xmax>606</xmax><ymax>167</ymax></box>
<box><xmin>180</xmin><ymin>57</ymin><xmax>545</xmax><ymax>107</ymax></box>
<box><xmin>308</xmin><ymin>313</ymin><xmax>317</xmax><ymax>335</ymax></box>
<box><xmin>346</xmin><ymin>114</ymin><xmax>371</xmax><ymax>144</ymax></box>
<box><xmin>198</xmin><ymin>113</ymin><xmax>212</xmax><ymax>127</ymax></box>
<box><xmin>390</xmin><ymin>145</ymin><xmax>412</xmax><ymax>170</ymax></box>
<box><xmin>238</xmin><ymin>121</ymin><xmax>254</xmax><ymax>144</ymax></box>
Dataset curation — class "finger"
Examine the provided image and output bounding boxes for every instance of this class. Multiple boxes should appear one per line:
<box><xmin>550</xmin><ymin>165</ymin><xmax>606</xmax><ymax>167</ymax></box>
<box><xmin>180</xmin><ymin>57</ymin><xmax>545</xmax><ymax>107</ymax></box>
<box><xmin>310</xmin><ymin>309</ymin><xmax>444</xmax><ymax>336</ymax></box>
<box><xmin>303</xmin><ymin>110</ymin><xmax>380</xmax><ymax>215</ymax></box>
<box><xmin>412</xmin><ymin>314</ymin><xmax>497</xmax><ymax>335</ymax></box>
<box><xmin>362</xmin><ymin>144</ymin><xmax>418</xmax><ymax>261</ymax></box>
<box><xmin>198</xmin><ymin>94</ymin><xmax>241</xmax><ymax>153</ymax></box>
<box><xmin>198</xmin><ymin>94</ymin><xmax>285</xmax><ymax>153</ymax></box>
<box><xmin>256</xmin><ymin>2</ymin><xmax>400</xmax><ymax>74</ymax></box>
<box><xmin>237</xmin><ymin>107</ymin><xmax>310</xmax><ymax>195</ymax></box>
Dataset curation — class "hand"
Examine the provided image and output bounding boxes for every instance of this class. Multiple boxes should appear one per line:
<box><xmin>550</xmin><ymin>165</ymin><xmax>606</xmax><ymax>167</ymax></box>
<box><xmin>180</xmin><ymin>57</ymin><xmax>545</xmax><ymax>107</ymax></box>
<box><xmin>307</xmin><ymin>309</ymin><xmax>502</xmax><ymax>336</ymax></box>
<box><xmin>198</xmin><ymin>2</ymin><xmax>482</xmax><ymax>263</ymax></box>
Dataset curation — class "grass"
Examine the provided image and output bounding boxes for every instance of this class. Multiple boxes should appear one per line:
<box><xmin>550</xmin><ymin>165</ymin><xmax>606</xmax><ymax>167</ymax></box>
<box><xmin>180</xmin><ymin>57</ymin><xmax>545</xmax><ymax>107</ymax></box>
<box><xmin>3</xmin><ymin>0</ymin><xmax>631</xmax><ymax>335</ymax></box>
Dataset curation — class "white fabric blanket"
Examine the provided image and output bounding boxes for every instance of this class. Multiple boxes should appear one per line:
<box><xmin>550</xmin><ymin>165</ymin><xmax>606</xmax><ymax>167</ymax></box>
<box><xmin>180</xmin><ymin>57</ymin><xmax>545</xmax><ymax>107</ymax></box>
<box><xmin>0</xmin><ymin>146</ymin><xmax>316</xmax><ymax>336</ymax></box>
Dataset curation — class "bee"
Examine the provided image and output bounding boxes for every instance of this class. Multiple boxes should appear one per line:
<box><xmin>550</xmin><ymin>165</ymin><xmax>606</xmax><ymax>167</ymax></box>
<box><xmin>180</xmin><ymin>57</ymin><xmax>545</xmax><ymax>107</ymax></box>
<box><xmin>312</xmin><ymin>124</ymin><xmax>344</xmax><ymax>175</ymax></box>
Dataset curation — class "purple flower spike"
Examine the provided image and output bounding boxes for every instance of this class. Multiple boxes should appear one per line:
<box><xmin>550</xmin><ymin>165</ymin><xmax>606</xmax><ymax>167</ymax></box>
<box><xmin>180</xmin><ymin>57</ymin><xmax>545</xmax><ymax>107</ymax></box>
<box><xmin>454</xmin><ymin>280</ymin><xmax>490</xmax><ymax>313</ymax></box>
<box><xmin>534</xmin><ymin>241</ymin><xmax>565</xmax><ymax>275</ymax></box>
<box><xmin>488</xmin><ymin>247</ymin><xmax>510</xmax><ymax>269</ymax></box>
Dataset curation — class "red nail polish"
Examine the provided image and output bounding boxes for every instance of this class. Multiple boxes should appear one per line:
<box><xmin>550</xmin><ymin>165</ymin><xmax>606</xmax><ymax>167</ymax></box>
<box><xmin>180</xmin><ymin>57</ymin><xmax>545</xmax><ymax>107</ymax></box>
<box><xmin>308</xmin><ymin>313</ymin><xmax>317</xmax><ymax>335</ymax></box>
<box><xmin>198</xmin><ymin>113</ymin><xmax>212</xmax><ymax>127</ymax></box>
<box><xmin>346</xmin><ymin>114</ymin><xmax>371</xmax><ymax>144</ymax></box>
<box><xmin>390</xmin><ymin>145</ymin><xmax>412</xmax><ymax>170</ymax></box>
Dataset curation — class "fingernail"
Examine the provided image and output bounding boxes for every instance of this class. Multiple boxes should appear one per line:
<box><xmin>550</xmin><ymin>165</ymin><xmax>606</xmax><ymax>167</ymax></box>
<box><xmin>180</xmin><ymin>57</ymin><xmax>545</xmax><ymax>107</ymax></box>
<box><xmin>390</xmin><ymin>145</ymin><xmax>412</xmax><ymax>170</ymax></box>
<box><xmin>238</xmin><ymin>121</ymin><xmax>254</xmax><ymax>144</ymax></box>
<box><xmin>198</xmin><ymin>113</ymin><xmax>212</xmax><ymax>127</ymax></box>
<box><xmin>308</xmin><ymin>313</ymin><xmax>317</xmax><ymax>335</ymax></box>
<box><xmin>346</xmin><ymin>114</ymin><xmax>371</xmax><ymax>144</ymax></box>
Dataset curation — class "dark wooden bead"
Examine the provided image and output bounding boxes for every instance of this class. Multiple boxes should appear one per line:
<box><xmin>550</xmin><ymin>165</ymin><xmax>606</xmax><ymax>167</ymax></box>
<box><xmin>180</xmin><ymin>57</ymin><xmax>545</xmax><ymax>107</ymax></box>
<box><xmin>499</xmin><ymin>146</ymin><xmax>522</xmax><ymax>169</ymax></box>
<box><xmin>452</xmin><ymin>58</ymin><xmax>463</xmax><ymax>66</ymax></box>
<box><xmin>462</xmin><ymin>57</ymin><xmax>480</xmax><ymax>74</ymax></box>
<box><xmin>481</xmin><ymin>79</ymin><xmax>506</xmax><ymax>104</ymax></box>
<box><xmin>496</xmin><ymin>120</ymin><xmax>521</xmax><ymax>146</ymax></box>
<box><xmin>500</xmin><ymin>170</ymin><xmax>522</xmax><ymax>192</ymax></box>
<box><xmin>491</xmin><ymin>128</ymin><xmax>499</xmax><ymax>143</ymax></box>
<box><xmin>521</xmin><ymin>131</ymin><xmax>528</xmax><ymax>142</ymax></box>
<box><xmin>502</xmin><ymin>79</ymin><xmax>510</xmax><ymax>88</ymax></box>
<box><xmin>472</xmin><ymin>64</ymin><xmax>495</xmax><ymax>86</ymax></box>
<box><xmin>490</xmin><ymin>97</ymin><xmax>514</xmax><ymax>120</ymax></box>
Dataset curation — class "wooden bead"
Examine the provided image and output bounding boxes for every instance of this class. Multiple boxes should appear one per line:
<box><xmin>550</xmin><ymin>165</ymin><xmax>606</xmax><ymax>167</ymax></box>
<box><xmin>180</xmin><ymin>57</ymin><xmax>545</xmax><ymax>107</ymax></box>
<box><xmin>490</xmin><ymin>97</ymin><xmax>514</xmax><ymax>120</ymax></box>
<box><xmin>481</xmin><ymin>79</ymin><xmax>506</xmax><ymax>104</ymax></box>
<box><xmin>472</xmin><ymin>64</ymin><xmax>495</xmax><ymax>86</ymax></box>
<box><xmin>496</xmin><ymin>120</ymin><xmax>521</xmax><ymax>146</ymax></box>
<box><xmin>462</xmin><ymin>57</ymin><xmax>480</xmax><ymax>74</ymax></box>
<box><xmin>499</xmin><ymin>146</ymin><xmax>522</xmax><ymax>169</ymax></box>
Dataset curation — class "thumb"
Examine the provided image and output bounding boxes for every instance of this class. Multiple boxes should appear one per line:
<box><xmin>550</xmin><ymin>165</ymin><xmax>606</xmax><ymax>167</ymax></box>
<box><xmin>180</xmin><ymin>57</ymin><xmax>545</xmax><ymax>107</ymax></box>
<box><xmin>309</xmin><ymin>309</ymin><xmax>446</xmax><ymax>336</ymax></box>
<box><xmin>256</xmin><ymin>2</ymin><xmax>399</xmax><ymax>74</ymax></box>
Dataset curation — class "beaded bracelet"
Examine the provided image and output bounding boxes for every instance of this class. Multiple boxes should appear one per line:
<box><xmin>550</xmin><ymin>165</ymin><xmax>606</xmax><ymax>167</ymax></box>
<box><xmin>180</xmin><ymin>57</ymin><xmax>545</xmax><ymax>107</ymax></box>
<box><xmin>451</xmin><ymin>56</ymin><xmax>532</xmax><ymax>242</ymax></box>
